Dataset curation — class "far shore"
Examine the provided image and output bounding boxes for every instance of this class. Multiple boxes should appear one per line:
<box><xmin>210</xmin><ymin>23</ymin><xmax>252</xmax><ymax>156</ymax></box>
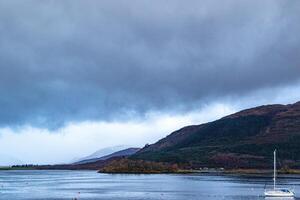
<box><xmin>2</xmin><ymin>166</ymin><xmax>300</xmax><ymax>175</ymax></box>
<box><xmin>180</xmin><ymin>168</ymin><xmax>300</xmax><ymax>175</ymax></box>
<box><xmin>224</xmin><ymin>168</ymin><xmax>300</xmax><ymax>175</ymax></box>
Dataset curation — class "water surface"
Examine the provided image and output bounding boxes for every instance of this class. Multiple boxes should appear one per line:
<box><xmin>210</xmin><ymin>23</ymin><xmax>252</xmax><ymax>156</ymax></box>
<box><xmin>0</xmin><ymin>170</ymin><xmax>299</xmax><ymax>200</ymax></box>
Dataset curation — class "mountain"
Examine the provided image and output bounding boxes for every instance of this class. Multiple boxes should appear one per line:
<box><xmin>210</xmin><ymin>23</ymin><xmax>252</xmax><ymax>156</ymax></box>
<box><xmin>33</xmin><ymin>148</ymin><xmax>141</xmax><ymax>170</ymax></box>
<box><xmin>131</xmin><ymin>102</ymin><xmax>300</xmax><ymax>169</ymax></box>
<box><xmin>72</xmin><ymin>145</ymin><xmax>129</xmax><ymax>163</ymax></box>
<box><xmin>36</xmin><ymin>156</ymin><xmax>123</xmax><ymax>170</ymax></box>
<box><xmin>74</xmin><ymin>148</ymin><xmax>141</xmax><ymax>164</ymax></box>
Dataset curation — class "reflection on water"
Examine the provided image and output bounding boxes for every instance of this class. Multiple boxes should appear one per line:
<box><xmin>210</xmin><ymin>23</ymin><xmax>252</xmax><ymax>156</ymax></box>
<box><xmin>0</xmin><ymin>170</ymin><xmax>300</xmax><ymax>200</ymax></box>
<box><xmin>265</xmin><ymin>198</ymin><xmax>295</xmax><ymax>199</ymax></box>
<box><xmin>265</xmin><ymin>198</ymin><xmax>296</xmax><ymax>200</ymax></box>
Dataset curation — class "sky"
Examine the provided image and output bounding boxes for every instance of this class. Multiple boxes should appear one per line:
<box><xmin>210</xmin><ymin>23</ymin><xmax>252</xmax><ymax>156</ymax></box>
<box><xmin>0</xmin><ymin>0</ymin><xmax>300</xmax><ymax>165</ymax></box>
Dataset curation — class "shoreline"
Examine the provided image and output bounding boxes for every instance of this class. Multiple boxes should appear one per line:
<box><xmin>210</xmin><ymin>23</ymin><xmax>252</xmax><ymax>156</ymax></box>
<box><xmin>2</xmin><ymin>166</ymin><xmax>300</xmax><ymax>175</ymax></box>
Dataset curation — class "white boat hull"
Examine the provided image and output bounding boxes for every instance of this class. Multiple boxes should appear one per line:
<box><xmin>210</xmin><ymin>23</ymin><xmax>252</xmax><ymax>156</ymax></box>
<box><xmin>265</xmin><ymin>190</ymin><xmax>295</xmax><ymax>197</ymax></box>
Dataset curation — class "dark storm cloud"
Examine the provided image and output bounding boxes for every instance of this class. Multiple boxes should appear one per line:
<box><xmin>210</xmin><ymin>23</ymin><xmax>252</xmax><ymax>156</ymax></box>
<box><xmin>0</xmin><ymin>0</ymin><xmax>300</xmax><ymax>128</ymax></box>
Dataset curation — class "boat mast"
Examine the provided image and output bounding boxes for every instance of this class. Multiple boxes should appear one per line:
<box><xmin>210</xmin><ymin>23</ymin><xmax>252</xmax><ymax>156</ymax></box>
<box><xmin>274</xmin><ymin>149</ymin><xmax>276</xmax><ymax>190</ymax></box>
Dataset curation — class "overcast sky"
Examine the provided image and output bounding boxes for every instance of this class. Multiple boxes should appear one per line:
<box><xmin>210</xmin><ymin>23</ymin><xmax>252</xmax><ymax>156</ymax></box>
<box><xmin>0</xmin><ymin>0</ymin><xmax>300</xmax><ymax>165</ymax></box>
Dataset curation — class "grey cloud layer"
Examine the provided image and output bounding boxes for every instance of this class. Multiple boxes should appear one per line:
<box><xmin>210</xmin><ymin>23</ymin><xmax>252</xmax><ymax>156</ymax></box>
<box><xmin>0</xmin><ymin>0</ymin><xmax>300</xmax><ymax>128</ymax></box>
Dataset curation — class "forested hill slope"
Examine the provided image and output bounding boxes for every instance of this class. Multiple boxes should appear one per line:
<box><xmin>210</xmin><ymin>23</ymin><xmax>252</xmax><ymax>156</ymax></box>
<box><xmin>131</xmin><ymin>102</ymin><xmax>300</xmax><ymax>169</ymax></box>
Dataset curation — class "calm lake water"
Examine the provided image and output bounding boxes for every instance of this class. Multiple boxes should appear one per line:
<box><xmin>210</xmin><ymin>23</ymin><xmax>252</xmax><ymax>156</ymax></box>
<box><xmin>0</xmin><ymin>170</ymin><xmax>300</xmax><ymax>200</ymax></box>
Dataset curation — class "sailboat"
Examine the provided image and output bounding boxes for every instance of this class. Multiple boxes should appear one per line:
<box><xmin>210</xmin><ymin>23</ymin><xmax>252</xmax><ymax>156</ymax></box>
<box><xmin>264</xmin><ymin>150</ymin><xmax>295</xmax><ymax>197</ymax></box>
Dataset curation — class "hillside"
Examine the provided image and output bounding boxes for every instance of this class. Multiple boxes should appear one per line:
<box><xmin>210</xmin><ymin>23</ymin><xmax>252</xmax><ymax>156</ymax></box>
<box><xmin>74</xmin><ymin>148</ymin><xmax>140</xmax><ymax>164</ymax></box>
<box><xmin>131</xmin><ymin>102</ymin><xmax>300</xmax><ymax>169</ymax></box>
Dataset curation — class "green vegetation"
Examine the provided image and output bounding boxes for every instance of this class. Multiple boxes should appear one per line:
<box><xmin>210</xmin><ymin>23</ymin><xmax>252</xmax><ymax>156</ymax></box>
<box><xmin>98</xmin><ymin>158</ymin><xmax>179</xmax><ymax>174</ymax></box>
<box><xmin>0</xmin><ymin>167</ymin><xmax>12</xmax><ymax>170</ymax></box>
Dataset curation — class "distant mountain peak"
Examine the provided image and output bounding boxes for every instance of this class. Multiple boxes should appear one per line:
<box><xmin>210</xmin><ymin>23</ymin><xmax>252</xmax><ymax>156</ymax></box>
<box><xmin>74</xmin><ymin>147</ymin><xmax>141</xmax><ymax>165</ymax></box>
<box><xmin>72</xmin><ymin>145</ymin><xmax>129</xmax><ymax>163</ymax></box>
